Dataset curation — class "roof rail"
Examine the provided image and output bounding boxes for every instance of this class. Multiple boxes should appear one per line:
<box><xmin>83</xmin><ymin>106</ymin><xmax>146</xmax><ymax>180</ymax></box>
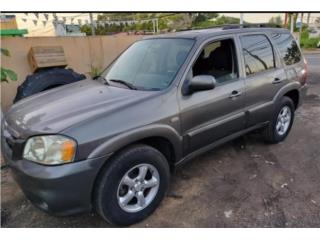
<box><xmin>222</xmin><ymin>23</ymin><xmax>282</xmax><ymax>30</ymax></box>
<box><xmin>175</xmin><ymin>23</ymin><xmax>282</xmax><ymax>33</ymax></box>
<box><xmin>176</xmin><ymin>27</ymin><xmax>193</xmax><ymax>32</ymax></box>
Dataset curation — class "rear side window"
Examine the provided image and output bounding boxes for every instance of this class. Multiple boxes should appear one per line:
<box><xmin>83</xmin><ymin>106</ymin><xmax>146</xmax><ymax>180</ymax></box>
<box><xmin>272</xmin><ymin>33</ymin><xmax>301</xmax><ymax>65</ymax></box>
<box><xmin>240</xmin><ymin>34</ymin><xmax>275</xmax><ymax>76</ymax></box>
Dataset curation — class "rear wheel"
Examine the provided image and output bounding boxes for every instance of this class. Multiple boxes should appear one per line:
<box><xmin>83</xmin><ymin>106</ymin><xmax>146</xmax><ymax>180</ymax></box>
<box><xmin>263</xmin><ymin>96</ymin><xmax>295</xmax><ymax>143</ymax></box>
<box><xmin>94</xmin><ymin>144</ymin><xmax>170</xmax><ymax>226</ymax></box>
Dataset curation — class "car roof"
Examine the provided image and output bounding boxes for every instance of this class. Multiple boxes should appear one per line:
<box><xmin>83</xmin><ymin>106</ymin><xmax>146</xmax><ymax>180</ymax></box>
<box><xmin>145</xmin><ymin>27</ymin><xmax>291</xmax><ymax>41</ymax></box>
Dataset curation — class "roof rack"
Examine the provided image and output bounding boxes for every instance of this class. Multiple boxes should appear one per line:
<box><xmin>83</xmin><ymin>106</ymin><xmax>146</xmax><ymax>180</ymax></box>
<box><xmin>176</xmin><ymin>23</ymin><xmax>282</xmax><ymax>32</ymax></box>
<box><xmin>221</xmin><ymin>23</ymin><xmax>282</xmax><ymax>30</ymax></box>
<box><xmin>176</xmin><ymin>25</ymin><xmax>224</xmax><ymax>32</ymax></box>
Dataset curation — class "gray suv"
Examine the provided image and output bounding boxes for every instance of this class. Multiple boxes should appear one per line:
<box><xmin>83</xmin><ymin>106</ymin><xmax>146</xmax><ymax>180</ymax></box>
<box><xmin>1</xmin><ymin>25</ymin><xmax>308</xmax><ymax>226</ymax></box>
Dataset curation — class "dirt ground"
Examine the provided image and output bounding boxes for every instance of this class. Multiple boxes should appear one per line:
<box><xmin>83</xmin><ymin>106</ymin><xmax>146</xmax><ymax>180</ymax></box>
<box><xmin>1</xmin><ymin>53</ymin><xmax>320</xmax><ymax>228</ymax></box>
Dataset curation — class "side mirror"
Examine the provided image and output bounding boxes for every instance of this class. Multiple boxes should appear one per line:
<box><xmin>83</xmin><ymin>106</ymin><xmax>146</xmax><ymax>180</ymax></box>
<box><xmin>183</xmin><ymin>75</ymin><xmax>216</xmax><ymax>95</ymax></box>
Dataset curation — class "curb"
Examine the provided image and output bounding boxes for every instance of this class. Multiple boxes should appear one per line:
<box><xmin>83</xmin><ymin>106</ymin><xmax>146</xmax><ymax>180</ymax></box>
<box><xmin>302</xmin><ymin>49</ymin><xmax>320</xmax><ymax>55</ymax></box>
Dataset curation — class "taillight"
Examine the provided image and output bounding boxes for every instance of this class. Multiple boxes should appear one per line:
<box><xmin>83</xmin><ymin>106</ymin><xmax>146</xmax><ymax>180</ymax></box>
<box><xmin>300</xmin><ymin>57</ymin><xmax>308</xmax><ymax>86</ymax></box>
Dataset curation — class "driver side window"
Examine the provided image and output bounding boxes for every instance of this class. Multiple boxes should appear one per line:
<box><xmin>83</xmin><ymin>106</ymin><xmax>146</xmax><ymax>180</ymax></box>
<box><xmin>192</xmin><ymin>38</ymin><xmax>239</xmax><ymax>84</ymax></box>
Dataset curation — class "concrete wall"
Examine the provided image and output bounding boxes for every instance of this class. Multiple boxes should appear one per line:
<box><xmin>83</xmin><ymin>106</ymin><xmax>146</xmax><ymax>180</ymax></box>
<box><xmin>1</xmin><ymin>34</ymin><xmax>142</xmax><ymax>111</ymax></box>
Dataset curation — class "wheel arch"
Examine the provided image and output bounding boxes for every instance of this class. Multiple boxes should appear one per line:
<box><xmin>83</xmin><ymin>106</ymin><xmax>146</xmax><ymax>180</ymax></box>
<box><xmin>89</xmin><ymin>125</ymin><xmax>181</xmax><ymax>209</ymax></box>
<box><xmin>88</xmin><ymin>124</ymin><xmax>182</xmax><ymax>167</ymax></box>
<box><xmin>283</xmin><ymin>89</ymin><xmax>299</xmax><ymax>110</ymax></box>
<box><xmin>273</xmin><ymin>82</ymin><xmax>301</xmax><ymax>110</ymax></box>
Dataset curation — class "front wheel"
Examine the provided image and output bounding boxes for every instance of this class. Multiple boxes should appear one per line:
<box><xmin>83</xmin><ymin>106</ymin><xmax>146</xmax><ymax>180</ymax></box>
<box><xmin>94</xmin><ymin>144</ymin><xmax>170</xmax><ymax>226</ymax></box>
<box><xmin>263</xmin><ymin>96</ymin><xmax>295</xmax><ymax>143</ymax></box>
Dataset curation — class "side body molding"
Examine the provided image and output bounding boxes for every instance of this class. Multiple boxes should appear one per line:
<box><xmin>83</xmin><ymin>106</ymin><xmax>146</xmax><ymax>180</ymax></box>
<box><xmin>88</xmin><ymin>124</ymin><xmax>183</xmax><ymax>161</ymax></box>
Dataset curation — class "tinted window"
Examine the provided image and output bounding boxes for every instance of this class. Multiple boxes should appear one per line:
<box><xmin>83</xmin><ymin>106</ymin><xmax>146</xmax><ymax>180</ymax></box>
<box><xmin>240</xmin><ymin>35</ymin><xmax>275</xmax><ymax>76</ymax></box>
<box><xmin>272</xmin><ymin>33</ymin><xmax>301</xmax><ymax>65</ymax></box>
<box><xmin>103</xmin><ymin>38</ymin><xmax>194</xmax><ymax>91</ymax></box>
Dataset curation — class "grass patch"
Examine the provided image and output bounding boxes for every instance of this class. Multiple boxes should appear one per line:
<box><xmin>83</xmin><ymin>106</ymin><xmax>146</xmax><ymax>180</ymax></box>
<box><xmin>300</xmin><ymin>30</ymin><xmax>320</xmax><ymax>49</ymax></box>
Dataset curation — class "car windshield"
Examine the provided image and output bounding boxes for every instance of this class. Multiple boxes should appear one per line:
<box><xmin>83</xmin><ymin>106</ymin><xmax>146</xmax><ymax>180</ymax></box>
<box><xmin>102</xmin><ymin>38</ymin><xmax>194</xmax><ymax>90</ymax></box>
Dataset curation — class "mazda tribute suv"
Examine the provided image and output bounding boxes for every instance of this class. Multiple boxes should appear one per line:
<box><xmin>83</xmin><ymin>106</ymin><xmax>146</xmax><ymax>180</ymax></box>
<box><xmin>1</xmin><ymin>25</ymin><xmax>308</xmax><ymax>226</ymax></box>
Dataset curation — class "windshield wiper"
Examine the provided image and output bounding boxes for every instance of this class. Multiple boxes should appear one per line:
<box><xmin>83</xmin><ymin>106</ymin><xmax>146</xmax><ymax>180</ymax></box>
<box><xmin>108</xmin><ymin>79</ymin><xmax>138</xmax><ymax>90</ymax></box>
<box><xmin>94</xmin><ymin>75</ymin><xmax>110</xmax><ymax>85</ymax></box>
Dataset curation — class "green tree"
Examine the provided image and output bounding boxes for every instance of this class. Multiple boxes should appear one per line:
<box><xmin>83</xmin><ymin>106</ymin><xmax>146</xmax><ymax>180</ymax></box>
<box><xmin>192</xmin><ymin>13</ymin><xmax>219</xmax><ymax>25</ymax></box>
<box><xmin>193</xmin><ymin>14</ymin><xmax>208</xmax><ymax>24</ymax></box>
<box><xmin>80</xmin><ymin>25</ymin><xmax>92</xmax><ymax>35</ymax></box>
<box><xmin>158</xmin><ymin>18</ymin><xmax>168</xmax><ymax>30</ymax></box>
<box><xmin>1</xmin><ymin>48</ymin><xmax>17</xmax><ymax>83</ymax></box>
<box><xmin>192</xmin><ymin>15</ymin><xmax>240</xmax><ymax>29</ymax></box>
<box><xmin>213</xmin><ymin>15</ymin><xmax>240</xmax><ymax>25</ymax></box>
<box><xmin>268</xmin><ymin>15</ymin><xmax>283</xmax><ymax>26</ymax></box>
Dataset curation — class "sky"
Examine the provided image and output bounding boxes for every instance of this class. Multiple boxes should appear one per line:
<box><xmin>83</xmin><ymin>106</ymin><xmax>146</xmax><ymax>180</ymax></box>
<box><xmin>11</xmin><ymin>13</ymin><xmax>320</xmax><ymax>37</ymax></box>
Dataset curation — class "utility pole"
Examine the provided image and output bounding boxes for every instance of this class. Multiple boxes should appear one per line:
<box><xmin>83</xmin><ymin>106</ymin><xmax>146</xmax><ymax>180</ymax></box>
<box><xmin>284</xmin><ymin>13</ymin><xmax>288</xmax><ymax>27</ymax></box>
<box><xmin>156</xmin><ymin>18</ymin><xmax>159</xmax><ymax>33</ymax></box>
<box><xmin>152</xmin><ymin>19</ymin><xmax>156</xmax><ymax>34</ymax></box>
<box><xmin>307</xmin><ymin>13</ymin><xmax>311</xmax><ymax>27</ymax></box>
<box><xmin>298</xmin><ymin>13</ymin><xmax>304</xmax><ymax>44</ymax></box>
<box><xmin>240</xmin><ymin>13</ymin><xmax>244</xmax><ymax>25</ymax></box>
<box><xmin>89</xmin><ymin>13</ymin><xmax>95</xmax><ymax>36</ymax></box>
<box><xmin>290</xmin><ymin>14</ymin><xmax>294</xmax><ymax>33</ymax></box>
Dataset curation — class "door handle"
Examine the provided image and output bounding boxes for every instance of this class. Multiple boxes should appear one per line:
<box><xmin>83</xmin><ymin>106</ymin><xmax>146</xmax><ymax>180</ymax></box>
<box><xmin>229</xmin><ymin>90</ymin><xmax>242</xmax><ymax>99</ymax></box>
<box><xmin>272</xmin><ymin>78</ymin><xmax>282</xmax><ymax>84</ymax></box>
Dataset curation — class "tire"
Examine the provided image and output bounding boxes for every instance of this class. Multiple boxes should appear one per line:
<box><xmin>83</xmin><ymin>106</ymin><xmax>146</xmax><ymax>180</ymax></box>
<box><xmin>13</xmin><ymin>68</ymin><xmax>86</xmax><ymax>103</ymax></box>
<box><xmin>263</xmin><ymin>96</ymin><xmax>295</xmax><ymax>143</ymax></box>
<box><xmin>94</xmin><ymin>144</ymin><xmax>170</xmax><ymax>226</ymax></box>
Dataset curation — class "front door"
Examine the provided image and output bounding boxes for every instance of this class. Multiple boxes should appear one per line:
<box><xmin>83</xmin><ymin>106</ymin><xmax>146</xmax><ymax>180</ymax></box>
<box><xmin>178</xmin><ymin>37</ymin><xmax>246</xmax><ymax>155</ymax></box>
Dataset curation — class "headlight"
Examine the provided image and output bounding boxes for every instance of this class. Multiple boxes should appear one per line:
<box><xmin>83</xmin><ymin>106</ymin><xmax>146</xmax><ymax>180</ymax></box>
<box><xmin>23</xmin><ymin>135</ymin><xmax>76</xmax><ymax>165</ymax></box>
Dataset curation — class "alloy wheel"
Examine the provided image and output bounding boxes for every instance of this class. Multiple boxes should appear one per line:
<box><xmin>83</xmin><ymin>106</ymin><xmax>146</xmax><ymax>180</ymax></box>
<box><xmin>117</xmin><ymin>163</ymin><xmax>160</xmax><ymax>213</ymax></box>
<box><xmin>276</xmin><ymin>106</ymin><xmax>292</xmax><ymax>136</ymax></box>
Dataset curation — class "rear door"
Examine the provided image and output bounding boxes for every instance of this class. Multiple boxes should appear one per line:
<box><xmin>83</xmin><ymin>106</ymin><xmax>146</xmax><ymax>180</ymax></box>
<box><xmin>239</xmin><ymin>33</ymin><xmax>287</xmax><ymax>127</ymax></box>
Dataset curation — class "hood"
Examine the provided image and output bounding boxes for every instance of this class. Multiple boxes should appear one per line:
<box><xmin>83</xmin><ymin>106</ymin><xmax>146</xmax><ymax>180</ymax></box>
<box><xmin>4</xmin><ymin>79</ymin><xmax>157</xmax><ymax>139</ymax></box>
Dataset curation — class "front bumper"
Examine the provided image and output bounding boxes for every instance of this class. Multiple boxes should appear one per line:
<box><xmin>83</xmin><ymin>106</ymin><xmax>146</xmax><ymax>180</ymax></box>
<box><xmin>2</xmin><ymin>137</ymin><xmax>110</xmax><ymax>216</ymax></box>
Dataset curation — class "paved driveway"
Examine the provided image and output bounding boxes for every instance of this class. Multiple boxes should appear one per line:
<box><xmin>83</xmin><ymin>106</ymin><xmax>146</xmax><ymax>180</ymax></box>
<box><xmin>1</xmin><ymin>53</ymin><xmax>320</xmax><ymax>227</ymax></box>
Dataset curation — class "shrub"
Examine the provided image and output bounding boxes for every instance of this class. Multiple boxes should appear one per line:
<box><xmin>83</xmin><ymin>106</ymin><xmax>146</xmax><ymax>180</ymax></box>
<box><xmin>1</xmin><ymin>48</ymin><xmax>18</xmax><ymax>83</ymax></box>
<box><xmin>300</xmin><ymin>30</ymin><xmax>320</xmax><ymax>48</ymax></box>
<box><xmin>300</xmin><ymin>37</ymin><xmax>320</xmax><ymax>48</ymax></box>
